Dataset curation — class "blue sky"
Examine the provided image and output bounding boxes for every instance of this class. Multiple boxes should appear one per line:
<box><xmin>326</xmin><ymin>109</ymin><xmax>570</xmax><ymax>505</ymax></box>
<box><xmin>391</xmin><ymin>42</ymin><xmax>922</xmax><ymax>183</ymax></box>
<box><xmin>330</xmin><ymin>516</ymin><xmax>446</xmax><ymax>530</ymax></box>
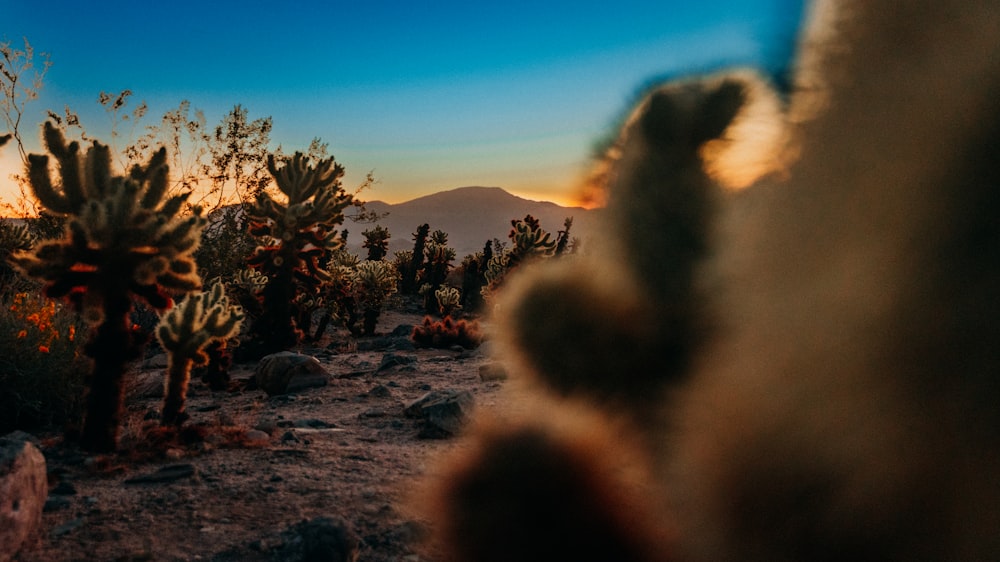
<box><xmin>3</xmin><ymin>0</ymin><xmax>805</xmax><ymax>207</ymax></box>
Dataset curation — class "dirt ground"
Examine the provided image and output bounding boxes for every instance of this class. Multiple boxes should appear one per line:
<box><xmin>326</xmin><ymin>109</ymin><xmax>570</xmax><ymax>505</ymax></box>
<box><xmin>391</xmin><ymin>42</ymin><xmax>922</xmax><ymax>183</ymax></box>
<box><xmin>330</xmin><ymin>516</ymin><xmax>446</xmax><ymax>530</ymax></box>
<box><xmin>15</xmin><ymin>308</ymin><xmax>511</xmax><ymax>562</ymax></box>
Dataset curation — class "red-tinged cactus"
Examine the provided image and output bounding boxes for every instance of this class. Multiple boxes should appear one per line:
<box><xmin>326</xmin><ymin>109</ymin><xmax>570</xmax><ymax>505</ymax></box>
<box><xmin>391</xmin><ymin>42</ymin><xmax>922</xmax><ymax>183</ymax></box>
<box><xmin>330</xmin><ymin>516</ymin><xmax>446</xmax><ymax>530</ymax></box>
<box><xmin>243</xmin><ymin>152</ymin><xmax>352</xmax><ymax>359</ymax></box>
<box><xmin>412</xmin><ymin>314</ymin><xmax>482</xmax><ymax>350</ymax></box>
<box><xmin>11</xmin><ymin>121</ymin><xmax>206</xmax><ymax>452</ymax></box>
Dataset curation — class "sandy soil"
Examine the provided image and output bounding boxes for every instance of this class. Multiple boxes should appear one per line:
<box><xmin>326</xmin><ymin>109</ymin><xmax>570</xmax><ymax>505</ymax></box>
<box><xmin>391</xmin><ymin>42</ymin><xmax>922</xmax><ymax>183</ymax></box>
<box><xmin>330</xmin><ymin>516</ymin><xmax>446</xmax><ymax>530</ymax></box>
<box><xmin>15</xmin><ymin>308</ymin><xmax>507</xmax><ymax>562</ymax></box>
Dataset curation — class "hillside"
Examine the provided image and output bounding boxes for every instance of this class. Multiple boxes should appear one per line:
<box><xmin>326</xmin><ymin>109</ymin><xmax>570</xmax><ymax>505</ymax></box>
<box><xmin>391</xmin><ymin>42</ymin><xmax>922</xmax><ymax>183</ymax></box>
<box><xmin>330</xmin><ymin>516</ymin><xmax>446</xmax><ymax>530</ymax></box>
<box><xmin>347</xmin><ymin>186</ymin><xmax>598</xmax><ymax>259</ymax></box>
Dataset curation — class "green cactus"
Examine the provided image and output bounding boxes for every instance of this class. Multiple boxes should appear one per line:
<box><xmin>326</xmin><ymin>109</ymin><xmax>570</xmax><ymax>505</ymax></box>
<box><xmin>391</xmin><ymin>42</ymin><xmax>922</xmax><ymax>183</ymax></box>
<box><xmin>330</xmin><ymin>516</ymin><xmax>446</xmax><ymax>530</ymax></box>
<box><xmin>156</xmin><ymin>281</ymin><xmax>243</xmax><ymax>425</ymax></box>
<box><xmin>11</xmin><ymin>121</ymin><xmax>206</xmax><ymax>452</ymax></box>
<box><xmin>244</xmin><ymin>152</ymin><xmax>352</xmax><ymax>359</ymax></box>
<box><xmin>352</xmin><ymin>259</ymin><xmax>400</xmax><ymax>336</ymax></box>
<box><xmin>435</xmin><ymin>285</ymin><xmax>462</xmax><ymax>317</ymax></box>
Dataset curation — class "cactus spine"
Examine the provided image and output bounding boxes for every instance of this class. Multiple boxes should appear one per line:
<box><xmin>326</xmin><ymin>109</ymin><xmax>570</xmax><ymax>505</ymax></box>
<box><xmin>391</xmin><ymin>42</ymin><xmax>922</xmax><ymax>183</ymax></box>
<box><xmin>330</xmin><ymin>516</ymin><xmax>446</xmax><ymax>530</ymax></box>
<box><xmin>156</xmin><ymin>281</ymin><xmax>243</xmax><ymax>425</ymax></box>
<box><xmin>11</xmin><ymin>121</ymin><xmax>205</xmax><ymax>452</ymax></box>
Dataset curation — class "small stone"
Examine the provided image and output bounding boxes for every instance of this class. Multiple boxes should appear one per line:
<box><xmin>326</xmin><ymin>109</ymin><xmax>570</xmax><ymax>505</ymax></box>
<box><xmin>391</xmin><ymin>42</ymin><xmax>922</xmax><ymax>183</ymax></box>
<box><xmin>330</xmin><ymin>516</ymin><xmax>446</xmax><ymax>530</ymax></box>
<box><xmin>377</xmin><ymin>353</ymin><xmax>417</xmax><ymax>372</ymax></box>
<box><xmin>293</xmin><ymin>418</ymin><xmax>334</xmax><ymax>429</ymax></box>
<box><xmin>479</xmin><ymin>362</ymin><xmax>509</xmax><ymax>382</ymax></box>
<box><xmin>123</xmin><ymin>463</ymin><xmax>196</xmax><ymax>485</ymax></box>
<box><xmin>368</xmin><ymin>384</ymin><xmax>392</xmax><ymax>398</ymax></box>
<box><xmin>244</xmin><ymin>430</ymin><xmax>270</xmax><ymax>442</ymax></box>
<box><xmin>43</xmin><ymin>496</ymin><xmax>71</xmax><ymax>513</ymax></box>
<box><xmin>50</xmin><ymin>481</ymin><xmax>77</xmax><ymax>496</ymax></box>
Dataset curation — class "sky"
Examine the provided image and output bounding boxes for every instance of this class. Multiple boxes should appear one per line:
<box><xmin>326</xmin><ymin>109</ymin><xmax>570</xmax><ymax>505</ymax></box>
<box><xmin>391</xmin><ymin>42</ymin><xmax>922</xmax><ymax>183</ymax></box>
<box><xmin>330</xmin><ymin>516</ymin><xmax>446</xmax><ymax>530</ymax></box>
<box><xmin>2</xmin><ymin>0</ymin><xmax>806</xmax><ymax>210</ymax></box>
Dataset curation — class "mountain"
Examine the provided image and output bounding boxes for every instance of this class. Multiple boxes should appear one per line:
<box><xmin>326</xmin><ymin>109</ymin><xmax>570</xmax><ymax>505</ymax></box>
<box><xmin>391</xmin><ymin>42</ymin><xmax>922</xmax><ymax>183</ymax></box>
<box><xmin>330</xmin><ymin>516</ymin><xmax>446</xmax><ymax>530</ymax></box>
<box><xmin>346</xmin><ymin>186</ymin><xmax>599</xmax><ymax>259</ymax></box>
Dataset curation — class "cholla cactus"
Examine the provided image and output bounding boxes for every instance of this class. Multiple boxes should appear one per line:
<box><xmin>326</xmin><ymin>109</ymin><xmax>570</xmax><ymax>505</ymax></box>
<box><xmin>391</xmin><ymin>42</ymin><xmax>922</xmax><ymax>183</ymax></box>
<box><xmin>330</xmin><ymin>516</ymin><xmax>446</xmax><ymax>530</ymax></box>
<box><xmin>509</xmin><ymin>215</ymin><xmax>557</xmax><ymax>265</ymax></box>
<box><xmin>435</xmin><ymin>285</ymin><xmax>462</xmax><ymax>317</ymax></box>
<box><xmin>362</xmin><ymin>225</ymin><xmax>391</xmax><ymax>261</ymax></box>
<box><xmin>156</xmin><ymin>281</ymin><xmax>243</xmax><ymax>425</ymax></box>
<box><xmin>480</xmin><ymin>215</ymin><xmax>566</xmax><ymax>301</ymax></box>
<box><xmin>352</xmin><ymin>259</ymin><xmax>400</xmax><ymax>336</ymax></box>
<box><xmin>244</xmin><ymin>152</ymin><xmax>353</xmax><ymax>358</ymax></box>
<box><xmin>11</xmin><ymin>121</ymin><xmax>206</xmax><ymax>452</ymax></box>
<box><xmin>419</xmin><ymin>232</ymin><xmax>456</xmax><ymax>313</ymax></box>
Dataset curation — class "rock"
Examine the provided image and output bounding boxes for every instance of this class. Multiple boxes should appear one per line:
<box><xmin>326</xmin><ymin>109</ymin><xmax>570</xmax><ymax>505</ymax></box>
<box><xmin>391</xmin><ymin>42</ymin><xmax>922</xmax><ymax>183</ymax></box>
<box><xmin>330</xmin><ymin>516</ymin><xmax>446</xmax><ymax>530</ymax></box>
<box><xmin>255</xmin><ymin>352</ymin><xmax>330</xmax><ymax>396</ymax></box>
<box><xmin>141</xmin><ymin>352</ymin><xmax>168</xmax><ymax>369</ymax></box>
<box><xmin>244</xmin><ymin>430</ymin><xmax>271</xmax><ymax>442</ymax></box>
<box><xmin>128</xmin><ymin>371</ymin><xmax>165</xmax><ymax>399</ymax></box>
<box><xmin>404</xmin><ymin>390</ymin><xmax>475</xmax><ymax>438</ymax></box>
<box><xmin>50</xmin><ymin>481</ymin><xmax>76</xmax><ymax>496</ymax></box>
<box><xmin>479</xmin><ymin>362</ymin><xmax>509</xmax><ymax>382</ymax></box>
<box><xmin>43</xmin><ymin>496</ymin><xmax>71</xmax><ymax>513</ymax></box>
<box><xmin>377</xmin><ymin>353</ymin><xmax>417</xmax><ymax>372</ymax></box>
<box><xmin>276</xmin><ymin>516</ymin><xmax>359</xmax><ymax>562</ymax></box>
<box><xmin>355</xmin><ymin>336</ymin><xmax>416</xmax><ymax>352</ymax></box>
<box><xmin>390</xmin><ymin>324</ymin><xmax>414</xmax><ymax>337</ymax></box>
<box><xmin>123</xmin><ymin>463</ymin><xmax>196</xmax><ymax>485</ymax></box>
<box><xmin>293</xmin><ymin>419</ymin><xmax>335</xmax><ymax>429</ymax></box>
<box><xmin>0</xmin><ymin>432</ymin><xmax>48</xmax><ymax>562</ymax></box>
<box><xmin>368</xmin><ymin>384</ymin><xmax>392</xmax><ymax>398</ymax></box>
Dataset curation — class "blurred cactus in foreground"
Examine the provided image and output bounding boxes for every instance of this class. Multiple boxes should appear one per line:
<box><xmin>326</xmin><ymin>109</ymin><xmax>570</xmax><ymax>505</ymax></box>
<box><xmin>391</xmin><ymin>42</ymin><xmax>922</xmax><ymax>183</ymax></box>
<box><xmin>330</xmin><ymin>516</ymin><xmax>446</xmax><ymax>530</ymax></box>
<box><xmin>244</xmin><ymin>152</ymin><xmax>352</xmax><ymax>359</ymax></box>
<box><xmin>11</xmin><ymin>121</ymin><xmax>205</xmax><ymax>452</ymax></box>
<box><xmin>156</xmin><ymin>281</ymin><xmax>243</xmax><ymax>425</ymax></box>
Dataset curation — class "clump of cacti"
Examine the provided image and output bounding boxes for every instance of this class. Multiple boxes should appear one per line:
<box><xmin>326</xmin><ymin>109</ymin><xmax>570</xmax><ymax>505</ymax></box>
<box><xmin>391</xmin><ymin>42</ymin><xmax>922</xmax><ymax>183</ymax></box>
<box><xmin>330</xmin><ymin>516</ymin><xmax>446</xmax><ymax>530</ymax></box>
<box><xmin>481</xmin><ymin>215</ymin><xmax>568</xmax><ymax>300</ymax></box>
<box><xmin>418</xmin><ymin>230</ymin><xmax>456</xmax><ymax>313</ymax></box>
<box><xmin>412</xmin><ymin>314</ymin><xmax>482</xmax><ymax>350</ymax></box>
<box><xmin>244</xmin><ymin>152</ymin><xmax>352</xmax><ymax>359</ymax></box>
<box><xmin>155</xmin><ymin>281</ymin><xmax>243</xmax><ymax>425</ymax></box>
<box><xmin>11</xmin><ymin>121</ymin><xmax>206</xmax><ymax>452</ymax></box>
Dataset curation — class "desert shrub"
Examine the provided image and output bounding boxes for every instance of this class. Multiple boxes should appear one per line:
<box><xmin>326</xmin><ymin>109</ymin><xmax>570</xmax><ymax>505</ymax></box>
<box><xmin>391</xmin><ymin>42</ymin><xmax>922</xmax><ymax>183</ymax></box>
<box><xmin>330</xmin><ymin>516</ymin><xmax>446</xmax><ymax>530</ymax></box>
<box><xmin>0</xmin><ymin>220</ymin><xmax>36</xmax><ymax>294</ymax></box>
<box><xmin>412</xmin><ymin>314</ymin><xmax>483</xmax><ymax>350</ymax></box>
<box><xmin>195</xmin><ymin>205</ymin><xmax>256</xmax><ymax>284</ymax></box>
<box><xmin>0</xmin><ymin>292</ymin><xmax>89</xmax><ymax>433</ymax></box>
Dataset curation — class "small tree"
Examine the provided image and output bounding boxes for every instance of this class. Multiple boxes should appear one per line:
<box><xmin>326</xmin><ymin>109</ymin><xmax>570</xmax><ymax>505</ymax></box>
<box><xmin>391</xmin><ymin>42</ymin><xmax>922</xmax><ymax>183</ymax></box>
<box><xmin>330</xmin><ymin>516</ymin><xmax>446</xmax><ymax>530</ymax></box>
<box><xmin>11</xmin><ymin>122</ymin><xmax>205</xmax><ymax>452</ymax></box>
<box><xmin>244</xmin><ymin>152</ymin><xmax>352</xmax><ymax>359</ymax></box>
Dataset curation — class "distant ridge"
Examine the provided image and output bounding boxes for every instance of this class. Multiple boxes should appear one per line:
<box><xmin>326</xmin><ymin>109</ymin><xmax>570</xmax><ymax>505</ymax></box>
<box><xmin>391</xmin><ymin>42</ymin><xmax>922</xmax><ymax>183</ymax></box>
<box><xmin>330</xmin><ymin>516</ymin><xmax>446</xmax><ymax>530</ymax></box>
<box><xmin>347</xmin><ymin>186</ymin><xmax>598</xmax><ymax>259</ymax></box>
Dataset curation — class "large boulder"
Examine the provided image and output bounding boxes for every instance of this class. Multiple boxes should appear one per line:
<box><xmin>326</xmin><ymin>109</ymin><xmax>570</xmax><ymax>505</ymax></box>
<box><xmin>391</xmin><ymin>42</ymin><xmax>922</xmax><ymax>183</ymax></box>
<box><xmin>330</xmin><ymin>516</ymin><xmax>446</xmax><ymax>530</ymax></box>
<box><xmin>255</xmin><ymin>352</ymin><xmax>330</xmax><ymax>396</ymax></box>
<box><xmin>0</xmin><ymin>432</ymin><xmax>47</xmax><ymax>562</ymax></box>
